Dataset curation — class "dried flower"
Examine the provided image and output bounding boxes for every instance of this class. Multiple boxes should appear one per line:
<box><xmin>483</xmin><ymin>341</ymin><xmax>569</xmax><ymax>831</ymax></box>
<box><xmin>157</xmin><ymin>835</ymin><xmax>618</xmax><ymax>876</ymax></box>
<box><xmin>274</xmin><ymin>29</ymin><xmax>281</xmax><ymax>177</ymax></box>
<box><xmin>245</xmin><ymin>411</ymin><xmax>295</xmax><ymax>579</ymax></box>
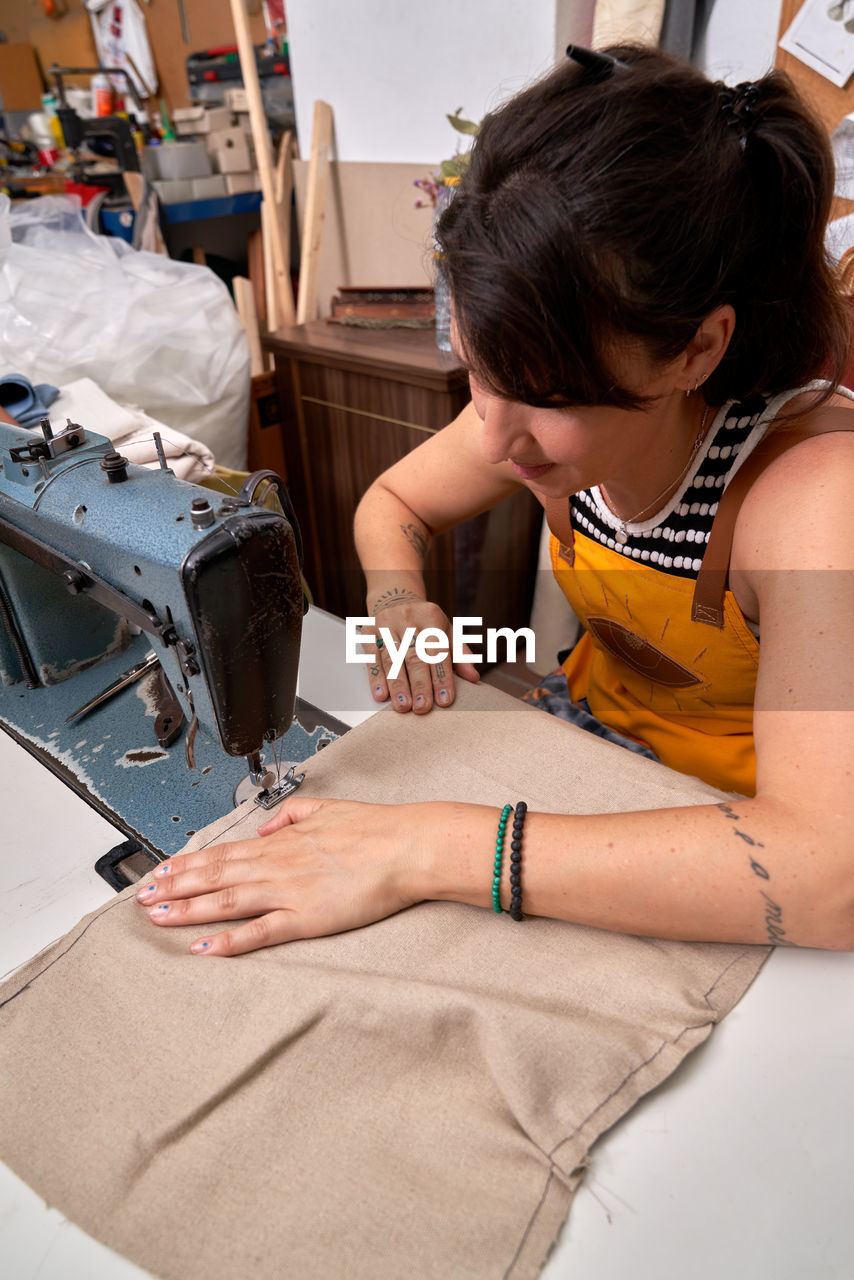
<box><xmin>413</xmin><ymin>176</ymin><xmax>440</xmax><ymax>209</ymax></box>
<box><xmin>414</xmin><ymin>107</ymin><xmax>481</xmax><ymax>208</ymax></box>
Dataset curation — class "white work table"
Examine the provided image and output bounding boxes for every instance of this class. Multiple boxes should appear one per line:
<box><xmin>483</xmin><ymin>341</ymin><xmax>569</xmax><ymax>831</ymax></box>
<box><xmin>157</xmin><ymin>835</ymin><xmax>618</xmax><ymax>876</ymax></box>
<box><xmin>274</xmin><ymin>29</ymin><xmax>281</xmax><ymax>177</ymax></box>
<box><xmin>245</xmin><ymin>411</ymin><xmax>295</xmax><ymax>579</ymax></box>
<box><xmin>2</xmin><ymin>606</ymin><xmax>852</xmax><ymax>1280</ymax></box>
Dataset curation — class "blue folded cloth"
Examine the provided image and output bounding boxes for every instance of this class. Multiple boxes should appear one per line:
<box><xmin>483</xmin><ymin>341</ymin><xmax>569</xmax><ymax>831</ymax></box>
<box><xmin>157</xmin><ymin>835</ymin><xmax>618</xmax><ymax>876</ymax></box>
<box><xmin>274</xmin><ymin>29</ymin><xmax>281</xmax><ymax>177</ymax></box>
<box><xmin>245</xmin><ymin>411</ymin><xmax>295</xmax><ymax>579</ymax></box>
<box><xmin>0</xmin><ymin>375</ymin><xmax>60</xmax><ymax>429</ymax></box>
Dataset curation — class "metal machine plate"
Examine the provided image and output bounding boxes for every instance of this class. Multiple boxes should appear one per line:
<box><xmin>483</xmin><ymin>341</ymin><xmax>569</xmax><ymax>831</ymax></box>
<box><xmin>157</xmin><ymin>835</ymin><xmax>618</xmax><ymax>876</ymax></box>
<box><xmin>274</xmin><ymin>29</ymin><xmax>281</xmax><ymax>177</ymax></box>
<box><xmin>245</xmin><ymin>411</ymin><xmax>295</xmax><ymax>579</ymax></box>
<box><xmin>0</xmin><ymin>632</ymin><xmax>347</xmax><ymax>857</ymax></box>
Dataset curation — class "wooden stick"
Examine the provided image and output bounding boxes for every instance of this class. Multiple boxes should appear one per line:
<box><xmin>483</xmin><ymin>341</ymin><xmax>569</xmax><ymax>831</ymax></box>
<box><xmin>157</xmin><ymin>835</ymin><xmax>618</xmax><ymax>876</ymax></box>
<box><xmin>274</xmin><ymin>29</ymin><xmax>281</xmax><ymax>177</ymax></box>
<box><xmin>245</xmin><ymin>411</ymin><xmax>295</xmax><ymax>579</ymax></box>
<box><xmin>247</xmin><ymin>227</ymin><xmax>267</xmax><ymax>332</ymax></box>
<box><xmin>228</xmin><ymin>0</ymin><xmax>295</xmax><ymax>327</ymax></box>
<box><xmin>270</xmin><ymin>129</ymin><xmax>295</xmax><ymax>340</ymax></box>
<box><xmin>123</xmin><ymin>172</ymin><xmax>167</xmax><ymax>255</ymax></box>
<box><xmin>296</xmin><ymin>100</ymin><xmax>333</xmax><ymax>325</ymax></box>
<box><xmin>275</xmin><ymin>128</ymin><xmax>294</xmax><ymax>206</ymax></box>
<box><xmin>261</xmin><ymin>200</ymin><xmax>279</xmax><ymax>333</ymax></box>
<box><xmin>233</xmin><ymin>275</ymin><xmax>265</xmax><ymax>377</ymax></box>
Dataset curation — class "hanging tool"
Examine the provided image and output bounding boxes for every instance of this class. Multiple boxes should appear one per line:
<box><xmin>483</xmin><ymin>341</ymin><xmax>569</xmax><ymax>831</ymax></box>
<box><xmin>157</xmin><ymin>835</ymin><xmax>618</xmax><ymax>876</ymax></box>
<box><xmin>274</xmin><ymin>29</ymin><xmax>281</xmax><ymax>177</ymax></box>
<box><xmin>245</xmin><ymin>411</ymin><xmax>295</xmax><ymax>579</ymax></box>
<box><xmin>65</xmin><ymin>648</ymin><xmax>185</xmax><ymax>746</ymax></box>
<box><xmin>65</xmin><ymin>650</ymin><xmax>160</xmax><ymax>724</ymax></box>
<box><xmin>178</xmin><ymin>0</ymin><xmax>190</xmax><ymax>44</ymax></box>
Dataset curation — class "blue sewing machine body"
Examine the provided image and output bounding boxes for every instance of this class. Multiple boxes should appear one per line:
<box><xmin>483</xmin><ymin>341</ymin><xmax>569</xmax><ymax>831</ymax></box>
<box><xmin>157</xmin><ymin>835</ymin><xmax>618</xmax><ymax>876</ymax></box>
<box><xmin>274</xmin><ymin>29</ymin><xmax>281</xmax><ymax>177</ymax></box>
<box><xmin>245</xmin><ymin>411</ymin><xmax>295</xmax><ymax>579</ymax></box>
<box><xmin>0</xmin><ymin>417</ymin><xmax>331</xmax><ymax>860</ymax></box>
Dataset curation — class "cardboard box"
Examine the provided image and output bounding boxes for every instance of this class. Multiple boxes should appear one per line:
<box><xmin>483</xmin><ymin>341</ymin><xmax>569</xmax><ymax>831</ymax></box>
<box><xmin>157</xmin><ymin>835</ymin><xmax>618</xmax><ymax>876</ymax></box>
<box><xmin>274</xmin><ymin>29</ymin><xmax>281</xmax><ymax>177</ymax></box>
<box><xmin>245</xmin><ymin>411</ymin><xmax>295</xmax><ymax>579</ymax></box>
<box><xmin>206</xmin><ymin>126</ymin><xmax>248</xmax><ymax>155</ymax></box>
<box><xmin>191</xmin><ymin>175</ymin><xmax>228</xmax><ymax>199</ymax></box>
<box><xmin>172</xmin><ymin>105</ymin><xmax>232</xmax><ymax>135</ymax></box>
<box><xmin>224</xmin><ymin>87</ymin><xmax>249</xmax><ymax>112</ymax></box>
<box><xmin>224</xmin><ymin>172</ymin><xmax>261</xmax><ymax>194</ymax></box>
<box><xmin>212</xmin><ymin>144</ymin><xmax>252</xmax><ymax>174</ymax></box>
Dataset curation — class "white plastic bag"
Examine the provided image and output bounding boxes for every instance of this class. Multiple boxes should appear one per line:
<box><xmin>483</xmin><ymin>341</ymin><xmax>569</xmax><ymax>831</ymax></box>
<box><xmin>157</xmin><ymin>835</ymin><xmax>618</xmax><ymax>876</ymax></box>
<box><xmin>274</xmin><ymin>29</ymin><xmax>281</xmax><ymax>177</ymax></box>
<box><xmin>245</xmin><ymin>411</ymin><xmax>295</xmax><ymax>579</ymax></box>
<box><xmin>0</xmin><ymin>195</ymin><xmax>250</xmax><ymax>469</ymax></box>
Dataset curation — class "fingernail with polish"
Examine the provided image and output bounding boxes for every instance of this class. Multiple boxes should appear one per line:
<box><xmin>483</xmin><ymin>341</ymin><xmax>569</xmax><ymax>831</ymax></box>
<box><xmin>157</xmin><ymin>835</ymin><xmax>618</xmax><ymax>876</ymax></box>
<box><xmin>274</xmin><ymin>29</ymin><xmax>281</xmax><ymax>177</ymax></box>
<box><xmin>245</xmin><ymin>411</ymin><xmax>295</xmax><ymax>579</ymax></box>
<box><xmin>397</xmin><ymin>694</ymin><xmax>407</xmax><ymax>704</ymax></box>
<box><xmin>438</xmin><ymin>689</ymin><xmax>450</xmax><ymax>703</ymax></box>
<box><xmin>415</xmin><ymin>695</ymin><xmax>425</xmax><ymax>707</ymax></box>
<box><xmin>150</xmin><ymin>903</ymin><xmax>170</xmax><ymax>916</ymax></box>
<box><xmin>154</xmin><ymin>862</ymin><xmax>172</xmax><ymax>877</ymax></box>
<box><xmin>137</xmin><ymin>884</ymin><xmax>156</xmax><ymax>899</ymax></box>
<box><xmin>190</xmin><ymin>939</ymin><xmax>212</xmax><ymax>954</ymax></box>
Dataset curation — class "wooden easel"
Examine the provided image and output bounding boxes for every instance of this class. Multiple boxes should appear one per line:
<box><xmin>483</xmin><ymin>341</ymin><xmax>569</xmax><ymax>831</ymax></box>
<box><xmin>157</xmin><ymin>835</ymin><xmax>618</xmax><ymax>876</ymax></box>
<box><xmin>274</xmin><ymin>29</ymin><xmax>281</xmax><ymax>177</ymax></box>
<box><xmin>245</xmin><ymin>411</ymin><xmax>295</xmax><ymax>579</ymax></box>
<box><xmin>228</xmin><ymin>0</ymin><xmax>295</xmax><ymax>328</ymax></box>
<box><xmin>227</xmin><ymin>1</ymin><xmax>335</xmax><ymax>470</ymax></box>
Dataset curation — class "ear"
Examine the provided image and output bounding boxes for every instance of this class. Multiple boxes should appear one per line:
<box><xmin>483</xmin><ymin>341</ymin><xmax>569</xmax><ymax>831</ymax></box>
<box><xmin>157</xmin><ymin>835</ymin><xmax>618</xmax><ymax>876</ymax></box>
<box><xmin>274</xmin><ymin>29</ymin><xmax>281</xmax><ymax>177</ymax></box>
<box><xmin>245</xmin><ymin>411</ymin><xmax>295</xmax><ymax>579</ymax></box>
<box><xmin>677</xmin><ymin>305</ymin><xmax>736</xmax><ymax>391</ymax></box>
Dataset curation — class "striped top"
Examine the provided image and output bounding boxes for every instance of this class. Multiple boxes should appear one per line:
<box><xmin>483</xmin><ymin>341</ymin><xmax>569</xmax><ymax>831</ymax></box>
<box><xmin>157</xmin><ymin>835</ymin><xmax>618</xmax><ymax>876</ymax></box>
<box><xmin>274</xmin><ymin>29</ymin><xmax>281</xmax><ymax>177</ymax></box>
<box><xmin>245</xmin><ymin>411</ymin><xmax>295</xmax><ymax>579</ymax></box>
<box><xmin>570</xmin><ymin>391</ymin><xmax>778</xmax><ymax>580</ymax></box>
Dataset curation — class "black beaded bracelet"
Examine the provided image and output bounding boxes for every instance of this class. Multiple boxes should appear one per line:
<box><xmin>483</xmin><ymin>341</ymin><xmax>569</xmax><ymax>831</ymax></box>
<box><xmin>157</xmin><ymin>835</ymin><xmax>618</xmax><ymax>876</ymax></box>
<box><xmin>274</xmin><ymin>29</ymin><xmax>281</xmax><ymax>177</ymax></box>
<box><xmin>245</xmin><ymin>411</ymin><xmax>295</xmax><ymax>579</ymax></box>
<box><xmin>508</xmin><ymin>801</ymin><xmax>526</xmax><ymax>921</ymax></box>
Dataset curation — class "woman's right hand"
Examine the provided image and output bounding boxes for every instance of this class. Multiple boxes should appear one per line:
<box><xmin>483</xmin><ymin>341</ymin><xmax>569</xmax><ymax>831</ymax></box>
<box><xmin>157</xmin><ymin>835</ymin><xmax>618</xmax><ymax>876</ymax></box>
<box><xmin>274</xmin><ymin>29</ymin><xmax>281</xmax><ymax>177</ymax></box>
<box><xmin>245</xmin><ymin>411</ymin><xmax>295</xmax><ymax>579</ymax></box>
<box><xmin>363</xmin><ymin>593</ymin><xmax>480</xmax><ymax>713</ymax></box>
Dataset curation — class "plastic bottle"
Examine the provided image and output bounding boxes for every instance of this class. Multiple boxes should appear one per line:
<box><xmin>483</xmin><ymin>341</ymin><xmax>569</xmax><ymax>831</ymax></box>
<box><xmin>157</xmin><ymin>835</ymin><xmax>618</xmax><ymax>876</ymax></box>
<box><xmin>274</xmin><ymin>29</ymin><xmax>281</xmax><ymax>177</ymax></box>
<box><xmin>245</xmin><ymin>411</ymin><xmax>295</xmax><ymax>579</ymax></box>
<box><xmin>40</xmin><ymin>93</ymin><xmax>65</xmax><ymax>149</ymax></box>
<box><xmin>433</xmin><ymin>181</ymin><xmax>457</xmax><ymax>352</ymax></box>
<box><xmin>91</xmin><ymin>73</ymin><xmax>115</xmax><ymax>118</ymax></box>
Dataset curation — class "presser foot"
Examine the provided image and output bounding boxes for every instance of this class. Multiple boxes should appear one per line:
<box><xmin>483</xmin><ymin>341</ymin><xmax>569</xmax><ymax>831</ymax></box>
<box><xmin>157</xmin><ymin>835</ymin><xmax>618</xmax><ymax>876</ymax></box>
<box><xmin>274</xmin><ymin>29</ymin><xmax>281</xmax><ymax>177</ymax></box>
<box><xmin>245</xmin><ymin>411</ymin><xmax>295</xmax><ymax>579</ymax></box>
<box><xmin>232</xmin><ymin>761</ymin><xmax>306</xmax><ymax>810</ymax></box>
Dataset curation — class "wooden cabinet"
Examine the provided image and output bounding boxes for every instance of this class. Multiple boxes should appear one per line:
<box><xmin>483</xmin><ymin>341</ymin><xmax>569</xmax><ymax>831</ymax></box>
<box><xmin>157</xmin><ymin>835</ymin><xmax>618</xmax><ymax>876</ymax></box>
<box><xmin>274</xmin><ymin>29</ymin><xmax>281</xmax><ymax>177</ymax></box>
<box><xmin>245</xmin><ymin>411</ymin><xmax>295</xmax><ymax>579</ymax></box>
<box><xmin>263</xmin><ymin>322</ymin><xmax>543</xmax><ymax>642</ymax></box>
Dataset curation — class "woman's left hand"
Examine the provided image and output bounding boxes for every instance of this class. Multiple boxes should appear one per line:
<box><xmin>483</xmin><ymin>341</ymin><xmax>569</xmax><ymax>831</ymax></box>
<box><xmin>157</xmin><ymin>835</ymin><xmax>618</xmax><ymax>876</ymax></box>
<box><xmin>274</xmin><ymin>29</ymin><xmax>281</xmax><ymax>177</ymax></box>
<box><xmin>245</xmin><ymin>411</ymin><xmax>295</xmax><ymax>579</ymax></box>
<box><xmin>135</xmin><ymin>796</ymin><xmax>456</xmax><ymax>956</ymax></box>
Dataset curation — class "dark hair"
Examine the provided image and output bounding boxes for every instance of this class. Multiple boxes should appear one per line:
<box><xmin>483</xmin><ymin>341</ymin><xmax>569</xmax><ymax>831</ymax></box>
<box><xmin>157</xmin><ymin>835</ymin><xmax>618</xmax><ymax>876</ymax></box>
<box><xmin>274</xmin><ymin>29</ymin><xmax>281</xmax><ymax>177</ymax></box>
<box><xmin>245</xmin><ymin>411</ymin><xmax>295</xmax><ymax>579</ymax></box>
<box><xmin>436</xmin><ymin>44</ymin><xmax>850</xmax><ymax>410</ymax></box>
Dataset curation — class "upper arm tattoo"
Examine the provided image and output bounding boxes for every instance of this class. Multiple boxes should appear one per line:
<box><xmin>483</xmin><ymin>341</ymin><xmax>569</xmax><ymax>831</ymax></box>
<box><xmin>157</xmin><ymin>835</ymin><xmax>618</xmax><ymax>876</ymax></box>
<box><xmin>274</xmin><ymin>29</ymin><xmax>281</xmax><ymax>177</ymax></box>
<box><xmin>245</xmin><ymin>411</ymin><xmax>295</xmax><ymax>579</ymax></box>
<box><xmin>400</xmin><ymin>522</ymin><xmax>428</xmax><ymax>560</ymax></box>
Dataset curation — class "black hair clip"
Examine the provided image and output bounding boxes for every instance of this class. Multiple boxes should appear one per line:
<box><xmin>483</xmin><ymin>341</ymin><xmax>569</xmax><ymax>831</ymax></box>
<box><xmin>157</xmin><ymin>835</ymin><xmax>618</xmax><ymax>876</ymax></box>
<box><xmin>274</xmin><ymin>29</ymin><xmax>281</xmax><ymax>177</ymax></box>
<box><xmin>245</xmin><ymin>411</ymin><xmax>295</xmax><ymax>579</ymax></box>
<box><xmin>565</xmin><ymin>45</ymin><xmax>628</xmax><ymax>78</ymax></box>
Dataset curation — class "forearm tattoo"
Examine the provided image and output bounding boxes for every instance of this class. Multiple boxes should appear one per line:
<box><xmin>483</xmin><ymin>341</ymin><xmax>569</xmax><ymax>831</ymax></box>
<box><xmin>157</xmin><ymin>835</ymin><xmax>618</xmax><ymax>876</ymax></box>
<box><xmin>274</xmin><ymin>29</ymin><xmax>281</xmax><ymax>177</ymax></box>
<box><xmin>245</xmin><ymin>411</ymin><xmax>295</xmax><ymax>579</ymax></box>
<box><xmin>716</xmin><ymin>802</ymin><xmax>797</xmax><ymax>946</ymax></box>
<box><xmin>372</xmin><ymin>586</ymin><xmax>424</xmax><ymax>615</ymax></box>
<box><xmin>400</xmin><ymin>522</ymin><xmax>428</xmax><ymax>560</ymax></box>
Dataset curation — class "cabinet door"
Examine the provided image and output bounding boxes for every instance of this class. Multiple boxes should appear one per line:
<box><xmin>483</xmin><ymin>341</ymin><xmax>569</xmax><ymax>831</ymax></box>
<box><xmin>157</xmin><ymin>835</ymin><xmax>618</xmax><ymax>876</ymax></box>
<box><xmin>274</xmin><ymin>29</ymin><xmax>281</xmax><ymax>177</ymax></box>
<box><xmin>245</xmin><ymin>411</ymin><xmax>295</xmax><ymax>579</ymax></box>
<box><xmin>275</xmin><ymin>355</ymin><xmax>542</xmax><ymax>640</ymax></box>
<box><xmin>278</xmin><ymin>359</ymin><xmax>460</xmax><ymax>619</ymax></box>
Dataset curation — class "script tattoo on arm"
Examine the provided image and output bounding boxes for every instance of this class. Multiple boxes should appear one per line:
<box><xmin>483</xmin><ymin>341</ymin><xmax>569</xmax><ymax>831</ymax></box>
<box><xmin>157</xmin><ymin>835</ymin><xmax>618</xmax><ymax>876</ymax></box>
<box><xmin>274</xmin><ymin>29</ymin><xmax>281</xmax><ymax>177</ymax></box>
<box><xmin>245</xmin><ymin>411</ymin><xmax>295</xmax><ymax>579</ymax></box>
<box><xmin>373</xmin><ymin>586</ymin><xmax>425</xmax><ymax>615</ymax></box>
<box><xmin>400</xmin><ymin>522</ymin><xmax>428</xmax><ymax>560</ymax></box>
<box><xmin>716</xmin><ymin>802</ymin><xmax>797</xmax><ymax>946</ymax></box>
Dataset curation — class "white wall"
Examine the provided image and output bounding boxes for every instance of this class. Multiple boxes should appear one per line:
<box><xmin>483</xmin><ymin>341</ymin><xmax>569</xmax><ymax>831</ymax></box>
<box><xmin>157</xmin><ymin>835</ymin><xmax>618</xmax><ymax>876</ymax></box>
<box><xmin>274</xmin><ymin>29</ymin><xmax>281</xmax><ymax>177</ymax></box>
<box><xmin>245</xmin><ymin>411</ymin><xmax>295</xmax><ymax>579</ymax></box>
<box><xmin>697</xmin><ymin>0</ymin><xmax>782</xmax><ymax>81</ymax></box>
<box><xmin>285</xmin><ymin>0</ymin><xmax>594</xmax><ymax>163</ymax></box>
<box><xmin>286</xmin><ymin>1</ymin><xmax>784</xmax><ymax>164</ymax></box>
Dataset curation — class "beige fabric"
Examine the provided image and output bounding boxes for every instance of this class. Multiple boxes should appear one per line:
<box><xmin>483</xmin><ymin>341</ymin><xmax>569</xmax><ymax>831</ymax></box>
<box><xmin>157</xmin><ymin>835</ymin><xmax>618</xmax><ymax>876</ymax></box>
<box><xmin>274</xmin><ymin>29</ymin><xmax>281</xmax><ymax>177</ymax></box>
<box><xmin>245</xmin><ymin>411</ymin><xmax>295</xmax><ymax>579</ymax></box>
<box><xmin>593</xmin><ymin>0</ymin><xmax>666</xmax><ymax>46</ymax></box>
<box><xmin>0</xmin><ymin>682</ymin><xmax>768</xmax><ymax>1280</ymax></box>
<box><xmin>51</xmin><ymin>378</ymin><xmax>217</xmax><ymax>482</ymax></box>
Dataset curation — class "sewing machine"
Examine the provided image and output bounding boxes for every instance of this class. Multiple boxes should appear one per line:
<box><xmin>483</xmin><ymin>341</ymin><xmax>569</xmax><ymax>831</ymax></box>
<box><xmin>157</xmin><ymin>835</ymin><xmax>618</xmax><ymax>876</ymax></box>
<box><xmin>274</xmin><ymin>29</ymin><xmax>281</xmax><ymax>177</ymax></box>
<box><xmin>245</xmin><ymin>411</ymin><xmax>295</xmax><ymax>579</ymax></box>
<box><xmin>0</xmin><ymin>414</ymin><xmax>335</xmax><ymax>872</ymax></box>
<box><xmin>2</xmin><ymin>426</ymin><xmax>854</xmax><ymax>1280</ymax></box>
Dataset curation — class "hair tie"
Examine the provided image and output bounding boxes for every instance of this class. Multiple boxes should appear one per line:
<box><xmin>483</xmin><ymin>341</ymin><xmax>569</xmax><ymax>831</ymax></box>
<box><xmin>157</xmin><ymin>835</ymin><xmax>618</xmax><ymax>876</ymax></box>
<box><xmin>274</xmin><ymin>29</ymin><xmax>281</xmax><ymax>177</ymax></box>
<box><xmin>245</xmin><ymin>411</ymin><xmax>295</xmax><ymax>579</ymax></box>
<box><xmin>717</xmin><ymin>81</ymin><xmax>761</xmax><ymax>149</ymax></box>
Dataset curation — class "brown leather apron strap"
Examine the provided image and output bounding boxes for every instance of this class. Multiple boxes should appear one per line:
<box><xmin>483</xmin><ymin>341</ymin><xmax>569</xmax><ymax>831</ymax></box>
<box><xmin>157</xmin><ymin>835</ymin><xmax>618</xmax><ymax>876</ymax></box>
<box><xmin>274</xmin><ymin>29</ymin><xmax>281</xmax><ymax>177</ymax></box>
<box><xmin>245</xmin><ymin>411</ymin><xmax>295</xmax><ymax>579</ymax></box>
<box><xmin>691</xmin><ymin>404</ymin><xmax>854</xmax><ymax>627</ymax></box>
<box><xmin>543</xmin><ymin>496</ymin><xmax>575</xmax><ymax>565</ymax></box>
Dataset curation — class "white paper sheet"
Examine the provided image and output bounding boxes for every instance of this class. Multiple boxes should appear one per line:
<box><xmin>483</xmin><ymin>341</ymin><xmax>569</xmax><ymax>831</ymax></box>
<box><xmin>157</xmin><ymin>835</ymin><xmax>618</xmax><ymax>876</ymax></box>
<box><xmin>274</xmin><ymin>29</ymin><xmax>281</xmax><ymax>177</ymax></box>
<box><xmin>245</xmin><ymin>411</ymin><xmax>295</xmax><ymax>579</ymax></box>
<box><xmin>779</xmin><ymin>0</ymin><xmax>854</xmax><ymax>88</ymax></box>
<box><xmin>831</xmin><ymin>113</ymin><xmax>854</xmax><ymax>199</ymax></box>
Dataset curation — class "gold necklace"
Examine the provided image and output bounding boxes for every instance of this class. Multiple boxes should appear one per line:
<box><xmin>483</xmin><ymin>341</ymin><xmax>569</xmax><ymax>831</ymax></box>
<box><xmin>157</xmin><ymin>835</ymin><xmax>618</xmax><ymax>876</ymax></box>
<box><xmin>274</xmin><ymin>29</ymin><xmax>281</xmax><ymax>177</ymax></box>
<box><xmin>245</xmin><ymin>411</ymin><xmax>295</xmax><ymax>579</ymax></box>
<box><xmin>601</xmin><ymin>402</ymin><xmax>711</xmax><ymax>545</ymax></box>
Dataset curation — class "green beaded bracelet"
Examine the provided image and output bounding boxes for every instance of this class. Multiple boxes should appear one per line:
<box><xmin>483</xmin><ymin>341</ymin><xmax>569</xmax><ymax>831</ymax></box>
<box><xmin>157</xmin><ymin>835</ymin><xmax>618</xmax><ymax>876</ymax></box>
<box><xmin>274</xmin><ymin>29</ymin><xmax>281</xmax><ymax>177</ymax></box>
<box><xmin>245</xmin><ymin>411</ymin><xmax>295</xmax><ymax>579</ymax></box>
<box><xmin>492</xmin><ymin>804</ymin><xmax>512</xmax><ymax>913</ymax></box>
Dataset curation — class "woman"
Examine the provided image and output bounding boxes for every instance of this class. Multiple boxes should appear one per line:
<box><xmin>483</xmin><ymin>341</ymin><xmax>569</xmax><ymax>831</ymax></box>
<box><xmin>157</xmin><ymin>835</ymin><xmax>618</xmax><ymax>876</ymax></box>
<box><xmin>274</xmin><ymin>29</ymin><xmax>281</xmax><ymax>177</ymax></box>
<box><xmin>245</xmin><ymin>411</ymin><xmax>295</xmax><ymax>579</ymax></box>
<box><xmin>138</xmin><ymin>45</ymin><xmax>854</xmax><ymax>953</ymax></box>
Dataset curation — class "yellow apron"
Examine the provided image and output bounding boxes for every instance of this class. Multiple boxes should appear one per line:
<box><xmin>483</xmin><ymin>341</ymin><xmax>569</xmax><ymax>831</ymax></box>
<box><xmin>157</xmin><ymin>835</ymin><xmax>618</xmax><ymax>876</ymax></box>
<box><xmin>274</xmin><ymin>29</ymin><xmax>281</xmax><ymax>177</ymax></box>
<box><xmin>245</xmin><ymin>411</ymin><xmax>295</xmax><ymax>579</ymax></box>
<box><xmin>544</xmin><ymin>394</ymin><xmax>854</xmax><ymax>796</ymax></box>
<box><xmin>549</xmin><ymin>530</ymin><xmax>759</xmax><ymax>794</ymax></box>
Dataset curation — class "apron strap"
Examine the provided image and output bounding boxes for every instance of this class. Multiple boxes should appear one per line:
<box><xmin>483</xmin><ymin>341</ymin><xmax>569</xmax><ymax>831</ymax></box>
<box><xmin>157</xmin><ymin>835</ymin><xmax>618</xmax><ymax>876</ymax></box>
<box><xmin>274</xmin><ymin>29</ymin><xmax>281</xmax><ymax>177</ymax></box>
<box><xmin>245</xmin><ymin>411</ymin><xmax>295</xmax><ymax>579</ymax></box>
<box><xmin>691</xmin><ymin>404</ymin><xmax>854</xmax><ymax>626</ymax></box>
<box><xmin>543</xmin><ymin>496</ymin><xmax>575</xmax><ymax>566</ymax></box>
